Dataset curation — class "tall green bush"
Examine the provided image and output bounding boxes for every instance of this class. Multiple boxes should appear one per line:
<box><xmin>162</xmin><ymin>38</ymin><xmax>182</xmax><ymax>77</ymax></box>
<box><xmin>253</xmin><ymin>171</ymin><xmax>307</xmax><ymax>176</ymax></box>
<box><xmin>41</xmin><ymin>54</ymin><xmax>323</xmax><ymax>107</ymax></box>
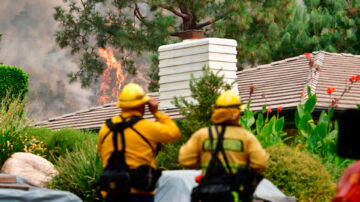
<box><xmin>27</xmin><ymin>127</ymin><xmax>98</xmax><ymax>162</ymax></box>
<box><xmin>0</xmin><ymin>65</ymin><xmax>29</xmax><ymax>101</ymax></box>
<box><xmin>264</xmin><ymin>146</ymin><xmax>335</xmax><ymax>202</ymax></box>
<box><xmin>48</xmin><ymin>135</ymin><xmax>102</xmax><ymax>202</ymax></box>
<box><xmin>173</xmin><ymin>66</ymin><xmax>231</xmax><ymax>138</ymax></box>
<box><xmin>157</xmin><ymin>67</ymin><xmax>231</xmax><ymax>169</ymax></box>
<box><xmin>0</xmin><ymin>96</ymin><xmax>46</xmax><ymax>166</ymax></box>
<box><xmin>240</xmin><ymin>103</ymin><xmax>286</xmax><ymax>148</ymax></box>
<box><xmin>294</xmin><ymin>86</ymin><xmax>351</xmax><ymax>181</ymax></box>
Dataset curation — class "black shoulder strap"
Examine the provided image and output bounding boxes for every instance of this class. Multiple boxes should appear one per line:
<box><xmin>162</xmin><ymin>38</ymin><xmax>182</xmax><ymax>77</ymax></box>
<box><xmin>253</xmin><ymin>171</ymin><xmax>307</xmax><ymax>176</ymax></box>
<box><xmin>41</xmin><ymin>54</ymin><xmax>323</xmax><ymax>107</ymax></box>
<box><xmin>208</xmin><ymin>126</ymin><xmax>226</xmax><ymax>161</ymax></box>
<box><xmin>130</xmin><ymin>126</ymin><xmax>156</xmax><ymax>155</ymax></box>
<box><xmin>215</xmin><ymin>125</ymin><xmax>233</xmax><ymax>175</ymax></box>
<box><xmin>101</xmin><ymin>116</ymin><xmax>143</xmax><ymax>151</ymax></box>
<box><xmin>102</xmin><ymin>116</ymin><xmax>157</xmax><ymax>156</ymax></box>
<box><xmin>208</xmin><ymin>126</ymin><xmax>215</xmax><ymax>156</ymax></box>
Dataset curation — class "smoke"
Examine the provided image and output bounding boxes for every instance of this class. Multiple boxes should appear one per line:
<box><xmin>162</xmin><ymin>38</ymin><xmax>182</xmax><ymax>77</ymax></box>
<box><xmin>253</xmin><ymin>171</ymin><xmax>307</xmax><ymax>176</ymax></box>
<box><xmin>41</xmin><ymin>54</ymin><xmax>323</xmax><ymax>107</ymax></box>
<box><xmin>0</xmin><ymin>0</ymin><xmax>94</xmax><ymax>121</ymax></box>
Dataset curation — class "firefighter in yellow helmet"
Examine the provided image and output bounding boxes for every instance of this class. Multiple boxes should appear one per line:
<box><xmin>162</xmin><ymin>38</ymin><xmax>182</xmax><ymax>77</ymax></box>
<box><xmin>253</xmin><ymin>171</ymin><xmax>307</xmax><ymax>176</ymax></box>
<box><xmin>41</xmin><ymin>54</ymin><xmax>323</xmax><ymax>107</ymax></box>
<box><xmin>178</xmin><ymin>90</ymin><xmax>268</xmax><ymax>202</ymax></box>
<box><xmin>97</xmin><ymin>83</ymin><xmax>181</xmax><ymax>202</ymax></box>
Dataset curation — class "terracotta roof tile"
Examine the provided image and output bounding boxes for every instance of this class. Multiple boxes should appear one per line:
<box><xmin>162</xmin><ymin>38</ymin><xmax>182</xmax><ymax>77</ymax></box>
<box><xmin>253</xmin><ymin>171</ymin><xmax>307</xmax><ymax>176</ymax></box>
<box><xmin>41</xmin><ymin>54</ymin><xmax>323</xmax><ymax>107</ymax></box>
<box><xmin>35</xmin><ymin>51</ymin><xmax>360</xmax><ymax>130</ymax></box>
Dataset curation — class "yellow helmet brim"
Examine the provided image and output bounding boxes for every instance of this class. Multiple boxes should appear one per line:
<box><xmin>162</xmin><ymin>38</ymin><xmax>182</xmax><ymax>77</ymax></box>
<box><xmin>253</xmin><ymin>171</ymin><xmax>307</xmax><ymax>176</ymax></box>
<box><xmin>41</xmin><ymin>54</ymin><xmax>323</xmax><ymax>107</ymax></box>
<box><xmin>116</xmin><ymin>95</ymin><xmax>150</xmax><ymax>108</ymax></box>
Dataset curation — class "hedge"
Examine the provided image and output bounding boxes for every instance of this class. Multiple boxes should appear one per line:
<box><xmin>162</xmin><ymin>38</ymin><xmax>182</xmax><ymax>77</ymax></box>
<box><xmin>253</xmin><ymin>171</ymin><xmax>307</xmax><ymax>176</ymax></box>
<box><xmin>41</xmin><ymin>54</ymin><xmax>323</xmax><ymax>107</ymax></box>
<box><xmin>0</xmin><ymin>65</ymin><xmax>29</xmax><ymax>100</ymax></box>
<box><xmin>264</xmin><ymin>146</ymin><xmax>335</xmax><ymax>201</ymax></box>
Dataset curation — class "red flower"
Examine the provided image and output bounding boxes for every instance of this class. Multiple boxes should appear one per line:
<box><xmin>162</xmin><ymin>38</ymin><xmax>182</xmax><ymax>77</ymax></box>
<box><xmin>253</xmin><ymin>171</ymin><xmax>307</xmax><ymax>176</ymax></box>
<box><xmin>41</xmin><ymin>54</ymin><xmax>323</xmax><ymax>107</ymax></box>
<box><xmin>326</xmin><ymin>87</ymin><xmax>336</xmax><ymax>94</ymax></box>
<box><xmin>300</xmin><ymin>93</ymin><xmax>305</xmax><ymax>97</ymax></box>
<box><xmin>277</xmin><ymin>106</ymin><xmax>282</xmax><ymax>113</ymax></box>
<box><xmin>304</xmin><ymin>53</ymin><xmax>311</xmax><ymax>59</ymax></box>
<box><xmin>357</xmin><ymin>74</ymin><xmax>360</xmax><ymax>81</ymax></box>
<box><xmin>349</xmin><ymin>76</ymin><xmax>356</xmax><ymax>83</ymax></box>
<box><xmin>195</xmin><ymin>175</ymin><xmax>203</xmax><ymax>184</ymax></box>
<box><xmin>266</xmin><ymin>108</ymin><xmax>272</xmax><ymax>113</ymax></box>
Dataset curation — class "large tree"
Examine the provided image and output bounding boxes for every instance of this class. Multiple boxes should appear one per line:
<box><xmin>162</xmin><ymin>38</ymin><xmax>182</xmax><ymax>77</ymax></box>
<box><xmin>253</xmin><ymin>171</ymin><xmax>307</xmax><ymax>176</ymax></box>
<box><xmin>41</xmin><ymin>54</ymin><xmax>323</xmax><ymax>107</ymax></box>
<box><xmin>269</xmin><ymin>0</ymin><xmax>360</xmax><ymax>61</ymax></box>
<box><xmin>54</xmin><ymin>0</ymin><xmax>299</xmax><ymax>91</ymax></box>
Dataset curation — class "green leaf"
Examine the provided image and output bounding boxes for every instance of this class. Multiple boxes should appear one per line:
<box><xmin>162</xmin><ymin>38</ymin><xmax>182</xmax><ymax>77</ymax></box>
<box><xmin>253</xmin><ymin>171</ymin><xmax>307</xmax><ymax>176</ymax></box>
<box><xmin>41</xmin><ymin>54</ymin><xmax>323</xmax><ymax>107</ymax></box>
<box><xmin>256</xmin><ymin>114</ymin><xmax>264</xmax><ymax>135</ymax></box>
<box><xmin>307</xmin><ymin>86</ymin><xmax>312</xmax><ymax>96</ymax></box>
<box><xmin>328</xmin><ymin>107</ymin><xmax>334</xmax><ymax>118</ymax></box>
<box><xmin>309</xmin><ymin>122</ymin><xmax>316</xmax><ymax>130</ymax></box>
<box><xmin>297</xmin><ymin>104</ymin><xmax>305</xmax><ymax>118</ymax></box>
<box><xmin>318</xmin><ymin>110</ymin><xmax>328</xmax><ymax>125</ymax></box>
<box><xmin>357</xmin><ymin>104</ymin><xmax>360</xmax><ymax>110</ymax></box>
<box><xmin>247</xmin><ymin>100</ymin><xmax>252</xmax><ymax>109</ymax></box>
<box><xmin>329</xmin><ymin>130</ymin><xmax>338</xmax><ymax>140</ymax></box>
<box><xmin>275</xmin><ymin>117</ymin><xmax>285</xmax><ymax>132</ymax></box>
<box><xmin>299</xmin><ymin>113</ymin><xmax>313</xmax><ymax>135</ymax></box>
<box><xmin>305</xmin><ymin>94</ymin><xmax>317</xmax><ymax>113</ymax></box>
<box><xmin>260</xmin><ymin>122</ymin><xmax>273</xmax><ymax>137</ymax></box>
<box><xmin>314</xmin><ymin>123</ymin><xmax>327</xmax><ymax>139</ymax></box>
<box><xmin>262</xmin><ymin>105</ymin><xmax>267</xmax><ymax>114</ymax></box>
<box><xmin>246</xmin><ymin>115</ymin><xmax>255</xmax><ymax>129</ymax></box>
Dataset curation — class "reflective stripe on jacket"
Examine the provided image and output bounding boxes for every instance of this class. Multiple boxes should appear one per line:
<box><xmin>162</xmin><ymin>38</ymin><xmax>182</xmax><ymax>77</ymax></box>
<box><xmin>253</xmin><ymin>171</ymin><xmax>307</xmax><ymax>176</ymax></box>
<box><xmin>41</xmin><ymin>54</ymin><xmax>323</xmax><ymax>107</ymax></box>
<box><xmin>178</xmin><ymin>125</ymin><xmax>268</xmax><ymax>174</ymax></box>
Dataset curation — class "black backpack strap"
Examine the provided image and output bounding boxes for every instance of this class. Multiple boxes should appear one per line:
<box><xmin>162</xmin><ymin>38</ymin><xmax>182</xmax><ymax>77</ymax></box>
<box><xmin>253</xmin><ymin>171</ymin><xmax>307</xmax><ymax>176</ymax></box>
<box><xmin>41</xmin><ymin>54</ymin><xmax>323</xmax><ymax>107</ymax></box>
<box><xmin>208</xmin><ymin>126</ymin><xmax>224</xmax><ymax>158</ymax></box>
<box><xmin>130</xmin><ymin>126</ymin><xmax>156</xmax><ymax>155</ymax></box>
<box><xmin>215</xmin><ymin>125</ymin><xmax>233</xmax><ymax>175</ymax></box>
<box><xmin>103</xmin><ymin>116</ymin><xmax>157</xmax><ymax>156</ymax></box>
<box><xmin>208</xmin><ymin>126</ymin><xmax>215</xmax><ymax>156</ymax></box>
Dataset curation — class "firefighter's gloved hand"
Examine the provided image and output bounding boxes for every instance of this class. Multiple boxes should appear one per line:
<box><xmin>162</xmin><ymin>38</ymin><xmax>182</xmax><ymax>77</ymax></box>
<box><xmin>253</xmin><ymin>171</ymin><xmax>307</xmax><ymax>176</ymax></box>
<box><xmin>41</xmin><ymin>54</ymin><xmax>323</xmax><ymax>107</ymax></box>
<box><xmin>148</xmin><ymin>98</ymin><xmax>158</xmax><ymax>114</ymax></box>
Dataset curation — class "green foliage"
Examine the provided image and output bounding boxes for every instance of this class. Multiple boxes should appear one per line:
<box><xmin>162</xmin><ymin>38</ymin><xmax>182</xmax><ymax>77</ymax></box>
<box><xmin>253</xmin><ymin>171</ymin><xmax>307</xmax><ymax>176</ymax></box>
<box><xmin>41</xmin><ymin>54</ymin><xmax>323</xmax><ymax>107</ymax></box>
<box><xmin>54</xmin><ymin>0</ymin><xmax>360</xmax><ymax>90</ymax></box>
<box><xmin>357</xmin><ymin>104</ymin><xmax>360</xmax><ymax>110</ymax></box>
<box><xmin>293</xmin><ymin>86</ymin><xmax>352</xmax><ymax>182</ymax></box>
<box><xmin>264</xmin><ymin>146</ymin><xmax>335</xmax><ymax>202</ymax></box>
<box><xmin>156</xmin><ymin>133</ymin><xmax>186</xmax><ymax>170</ymax></box>
<box><xmin>27</xmin><ymin>127</ymin><xmax>98</xmax><ymax>162</ymax></box>
<box><xmin>53</xmin><ymin>0</ymin><xmax>300</xmax><ymax>88</ymax></box>
<box><xmin>147</xmin><ymin>53</ymin><xmax>160</xmax><ymax>92</ymax></box>
<box><xmin>0</xmin><ymin>65</ymin><xmax>29</xmax><ymax>101</ymax></box>
<box><xmin>173</xmin><ymin>66</ymin><xmax>231</xmax><ymax>138</ymax></box>
<box><xmin>239</xmin><ymin>102</ymin><xmax>286</xmax><ymax>148</ymax></box>
<box><xmin>294</xmin><ymin>87</ymin><xmax>337</xmax><ymax>159</ymax></box>
<box><xmin>271</xmin><ymin>0</ymin><xmax>360</xmax><ymax>61</ymax></box>
<box><xmin>0</xmin><ymin>96</ymin><xmax>46</xmax><ymax>166</ymax></box>
<box><xmin>157</xmin><ymin>67</ymin><xmax>230</xmax><ymax>169</ymax></box>
<box><xmin>48</xmin><ymin>135</ymin><xmax>103</xmax><ymax>202</ymax></box>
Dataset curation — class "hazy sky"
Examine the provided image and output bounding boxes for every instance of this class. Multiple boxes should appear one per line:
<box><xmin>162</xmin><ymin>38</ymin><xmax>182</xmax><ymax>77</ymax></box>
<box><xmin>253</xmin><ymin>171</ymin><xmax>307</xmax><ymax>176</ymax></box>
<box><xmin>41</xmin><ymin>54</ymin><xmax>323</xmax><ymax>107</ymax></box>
<box><xmin>0</xmin><ymin>0</ymin><xmax>97</xmax><ymax>121</ymax></box>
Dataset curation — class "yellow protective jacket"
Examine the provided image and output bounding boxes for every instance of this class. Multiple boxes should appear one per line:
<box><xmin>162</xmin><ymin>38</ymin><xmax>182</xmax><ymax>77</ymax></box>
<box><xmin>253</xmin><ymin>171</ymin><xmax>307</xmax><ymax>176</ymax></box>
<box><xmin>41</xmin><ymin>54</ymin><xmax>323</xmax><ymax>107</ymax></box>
<box><xmin>178</xmin><ymin>125</ymin><xmax>268</xmax><ymax>174</ymax></box>
<box><xmin>97</xmin><ymin>110</ymin><xmax>181</xmax><ymax>195</ymax></box>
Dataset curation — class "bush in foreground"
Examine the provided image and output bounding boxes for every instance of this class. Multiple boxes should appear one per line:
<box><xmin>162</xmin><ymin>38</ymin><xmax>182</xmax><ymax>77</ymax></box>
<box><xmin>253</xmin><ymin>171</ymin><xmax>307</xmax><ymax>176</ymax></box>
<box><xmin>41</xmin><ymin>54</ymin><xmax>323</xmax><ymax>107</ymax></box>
<box><xmin>264</xmin><ymin>146</ymin><xmax>335</xmax><ymax>202</ymax></box>
<box><xmin>0</xmin><ymin>96</ymin><xmax>46</xmax><ymax>166</ymax></box>
<box><xmin>27</xmin><ymin>127</ymin><xmax>97</xmax><ymax>162</ymax></box>
<box><xmin>48</xmin><ymin>135</ymin><xmax>103</xmax><ymax>202</ymax></box>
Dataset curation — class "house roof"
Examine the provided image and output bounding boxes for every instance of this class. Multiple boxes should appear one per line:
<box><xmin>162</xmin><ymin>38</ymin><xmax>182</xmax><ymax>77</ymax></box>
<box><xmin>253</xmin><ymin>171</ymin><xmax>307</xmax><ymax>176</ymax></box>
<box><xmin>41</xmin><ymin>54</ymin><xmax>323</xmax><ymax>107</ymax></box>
<box><xmin>33</xmin><ymin>92</ymin><xmax>182</xmax><ymax>130</ymax></box>
<box><xmin>35</xmin><ymin>51</ymin><xmax>360</xmax><ymax>130</ymax></box>
<box><xmin>238</xmin><ymin>51</ymin><xmax>360</xmax><ymax>111</ymax></box>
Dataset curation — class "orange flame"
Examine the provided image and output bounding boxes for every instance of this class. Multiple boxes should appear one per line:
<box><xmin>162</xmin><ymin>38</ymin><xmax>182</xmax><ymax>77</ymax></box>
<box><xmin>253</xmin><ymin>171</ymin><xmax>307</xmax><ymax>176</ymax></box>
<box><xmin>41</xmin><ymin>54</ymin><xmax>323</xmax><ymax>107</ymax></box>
<box><xmin>97</xmin><ymin>47</ymin><xmax>125</xmax><ymax>105</ymax></box>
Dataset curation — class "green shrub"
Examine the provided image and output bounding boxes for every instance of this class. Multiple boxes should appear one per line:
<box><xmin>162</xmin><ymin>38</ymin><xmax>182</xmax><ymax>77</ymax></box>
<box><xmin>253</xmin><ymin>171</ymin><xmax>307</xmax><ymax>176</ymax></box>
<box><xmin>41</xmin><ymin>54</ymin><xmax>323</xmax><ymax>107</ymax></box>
<box><xmin>264</xmin><ymin>146</ymin><xmax>335</xmax><ymax>202</ymax></box>
<box><xmin>173</xmin><ymin>66</ymin><xmax>231</xmax><ymax>138</ymax></box>
<box><xmin>48</xmin><ymin>135</ymin><xmax>103</xmax><ymax>202</ymax></box>
<box><xmin>0</xmin><ymin>96</ymin><xmax>46</xmax><ymax>166</ymax></box>
<box><xmin>27</xmin><ymin>127</ymin><xmax>97</xmax><ymax>162</ymax></box>
<box><xmin>0</xmin><ymin>65</ymin><xmax>29</xmax><ymax>101</ymax></box>
<box><xmin>156</xmin><ymin>132</ymin><xmax>187</xmax><ymax>170</ymax></box>
<box><xmin>240</xmin><ymin>103</ymin><xmax>286</xmax><ymax>148</ymax></box>
<box><xmin>161</xmin><ymin>67</ymin><xmax>231</xmax><ymax>170</ymax></box>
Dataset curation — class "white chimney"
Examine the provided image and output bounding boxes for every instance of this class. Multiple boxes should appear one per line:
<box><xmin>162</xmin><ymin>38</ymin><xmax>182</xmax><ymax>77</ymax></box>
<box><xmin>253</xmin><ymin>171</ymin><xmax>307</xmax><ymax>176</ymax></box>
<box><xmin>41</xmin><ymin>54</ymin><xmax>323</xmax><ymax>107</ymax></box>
<box><xmin>158</xmin><ymin>38</ymin><xmax>238</xmax><ymax>109</ymax></box>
